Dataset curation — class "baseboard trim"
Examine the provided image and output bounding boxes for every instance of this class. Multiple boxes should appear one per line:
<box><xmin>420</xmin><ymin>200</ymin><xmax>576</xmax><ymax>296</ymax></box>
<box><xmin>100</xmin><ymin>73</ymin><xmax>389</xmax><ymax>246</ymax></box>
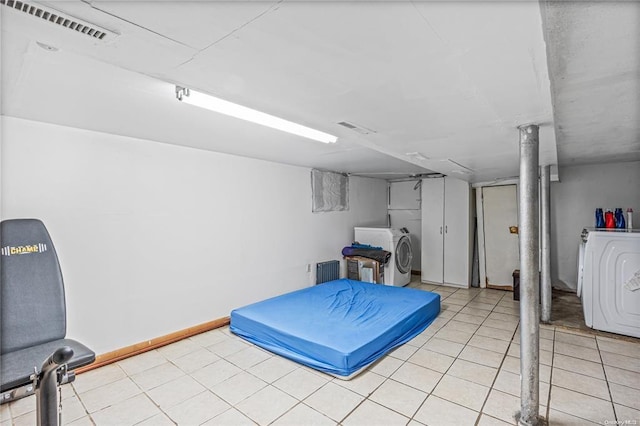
<box><xmin>486</xmin><ymin>284</ymin><xmax>514</xmax><ymax>291</ymax></box>
<box><xmin>75</xmin><ymin>316</ymin><xmax>230</xmax><ymax>374</ymax></box>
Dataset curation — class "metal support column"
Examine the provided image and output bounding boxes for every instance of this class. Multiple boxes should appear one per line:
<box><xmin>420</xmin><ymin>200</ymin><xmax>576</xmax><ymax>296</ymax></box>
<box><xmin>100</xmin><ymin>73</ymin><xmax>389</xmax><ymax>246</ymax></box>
<box><xmin>540</xmin><ymin>165</ymin><xmax>552</xmax><ymax>323</ymax></box>
<box><xmin>517</xmin><ymin>124</ymin><xmax>541</xmax><ymax>426</ymax></box>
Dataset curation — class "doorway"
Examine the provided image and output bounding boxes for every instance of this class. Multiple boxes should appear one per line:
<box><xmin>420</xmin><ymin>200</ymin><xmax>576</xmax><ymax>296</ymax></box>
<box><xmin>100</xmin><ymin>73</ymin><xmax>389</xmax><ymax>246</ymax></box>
<box><xmin>482</xmin><ymin>185</ymin><xmax>519</xmax><ymax>289</ymax></box>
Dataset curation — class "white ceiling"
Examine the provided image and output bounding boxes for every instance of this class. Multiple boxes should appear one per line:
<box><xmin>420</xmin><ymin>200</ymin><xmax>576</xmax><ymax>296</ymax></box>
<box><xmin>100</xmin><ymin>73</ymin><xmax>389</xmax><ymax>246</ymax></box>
<box><xmin>1</xmin><ymin>1</ymin><xmax>638</xmax><ymax>182</ymax></box>
<box><xmin>541</xmin><ymin>1</ymin><xmax>640</xmax><ymax>167</ymax></box>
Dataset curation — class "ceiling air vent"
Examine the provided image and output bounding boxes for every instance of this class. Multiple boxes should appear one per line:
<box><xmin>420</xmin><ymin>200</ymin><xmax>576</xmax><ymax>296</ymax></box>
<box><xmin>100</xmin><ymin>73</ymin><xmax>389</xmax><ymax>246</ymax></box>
<box><xmin>337</xmin><ymin>121</ymin><xmax>376</xmax><ymax>135</ymax></box>
<box><xmin>0</xmin><ymin>0</ymin><xmax>118</xmax><ymax>40</ymax></box>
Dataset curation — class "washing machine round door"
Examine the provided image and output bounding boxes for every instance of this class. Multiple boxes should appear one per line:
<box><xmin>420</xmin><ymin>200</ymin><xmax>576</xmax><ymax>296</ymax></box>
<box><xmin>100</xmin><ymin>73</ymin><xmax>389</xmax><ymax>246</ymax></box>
<box><xmin>395</xmin><ymin>235</ymin><xmax>413</xmax><ymax>274</ymax></box>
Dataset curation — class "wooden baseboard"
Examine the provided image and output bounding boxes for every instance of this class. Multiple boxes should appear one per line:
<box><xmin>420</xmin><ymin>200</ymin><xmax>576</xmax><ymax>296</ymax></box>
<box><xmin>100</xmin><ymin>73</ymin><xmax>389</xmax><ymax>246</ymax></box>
<box><xmin>486</xmin><ymin>284</ymin><xmax>514</xmax><ymax>291</ymax></box>
<box><xmin>411</xmin><ymin>270</ymin><xmax>421</xmax><ymax>276</ymax></box>
<box><xmin>76</xmin><ymin>316</ymin><xmax>230</xmax><ymax>374</ymax></box>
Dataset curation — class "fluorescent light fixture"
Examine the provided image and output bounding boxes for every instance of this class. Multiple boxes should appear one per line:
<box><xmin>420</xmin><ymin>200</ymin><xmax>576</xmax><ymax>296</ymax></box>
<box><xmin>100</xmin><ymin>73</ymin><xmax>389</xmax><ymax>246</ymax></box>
<box><xmin>175</xmin><ymin>86</ymin><xmax>337</xmax><ymax>144</ymax></box>
<box><xmin>450</xmin><ymin>169</ymin><xmax>472</xmax><ymax>175</ymax></box>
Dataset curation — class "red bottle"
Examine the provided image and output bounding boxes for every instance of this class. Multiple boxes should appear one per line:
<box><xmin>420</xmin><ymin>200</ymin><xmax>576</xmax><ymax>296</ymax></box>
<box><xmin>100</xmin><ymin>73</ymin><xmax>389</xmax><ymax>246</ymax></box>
<box><xmin>605</xmin><ymin>210</ymin><xmax>615</xmax><ymax>228</ymax></box>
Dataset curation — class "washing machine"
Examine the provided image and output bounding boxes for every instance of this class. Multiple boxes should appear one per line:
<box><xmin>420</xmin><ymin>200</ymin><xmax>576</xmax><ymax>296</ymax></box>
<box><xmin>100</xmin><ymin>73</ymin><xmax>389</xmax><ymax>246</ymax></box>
<box><xmin>579</xmin><ymin>228</ymin><xmax>640</xmax><ymax>338</ymax></box>
<box><xmin>354</xmin><ymin>227</ymin><xmax>413</xmax><ymax>286</ymax></box>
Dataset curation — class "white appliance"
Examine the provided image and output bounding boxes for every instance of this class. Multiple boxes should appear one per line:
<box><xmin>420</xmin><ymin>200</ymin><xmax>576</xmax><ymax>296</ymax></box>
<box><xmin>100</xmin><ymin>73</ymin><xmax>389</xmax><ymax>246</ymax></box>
<box><xmin>421</xmin><ymin>177</ymin><xmax>471</xmax><ymax>288</ymax></box>
<box><xmin>354</xmin><ymin>227</ymin><xmax>413</xmax><ymax>286</ymax></box>
<box><xmin>578</xmin><ymin>228</ymin><xmax>640</xmax><ymax>338</ymax></box>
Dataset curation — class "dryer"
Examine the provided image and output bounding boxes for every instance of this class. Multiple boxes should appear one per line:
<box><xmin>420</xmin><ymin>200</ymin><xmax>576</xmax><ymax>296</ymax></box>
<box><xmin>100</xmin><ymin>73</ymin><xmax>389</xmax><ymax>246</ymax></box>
<box><xmin>354</xmin><ymin>227</ymin><xmax>413</xmax><ymax>286</ymax></box>
<box><xmin>579</xmin><ymin>228</ymin><xmax>640</xmax><ymax>338</ymax></box>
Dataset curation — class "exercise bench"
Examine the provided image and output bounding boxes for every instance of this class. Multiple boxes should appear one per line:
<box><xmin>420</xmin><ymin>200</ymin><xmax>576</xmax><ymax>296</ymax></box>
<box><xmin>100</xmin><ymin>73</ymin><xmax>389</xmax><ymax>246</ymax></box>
<box><xmin>1</xmin><ymin>219</ymin><xmax>95</xmax><ymax>425</ymax></box>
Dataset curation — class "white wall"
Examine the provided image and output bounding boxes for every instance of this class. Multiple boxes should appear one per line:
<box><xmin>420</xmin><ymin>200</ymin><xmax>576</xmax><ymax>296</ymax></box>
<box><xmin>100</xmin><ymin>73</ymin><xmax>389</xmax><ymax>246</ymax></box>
<box><xmin>551</xmin><ymin>161</ymin><xmax>640</xmax><ymax>290</ymax></box>
<box><xmin>1</xmin><ymin>117</ymin><xmax>388</xmax><ymax>354</ymax></box>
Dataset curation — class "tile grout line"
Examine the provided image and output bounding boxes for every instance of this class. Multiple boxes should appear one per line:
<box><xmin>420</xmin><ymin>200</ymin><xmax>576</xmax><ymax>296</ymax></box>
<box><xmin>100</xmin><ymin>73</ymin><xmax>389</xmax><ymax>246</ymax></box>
<box><xmin>546</xmin><ymin>339</ymin><xmax>620</xmax><ymax>425</ymax></box>
<box><xmin>138</xmin><ymin>350</ymin><xmax>190</xmax><ymax>425</ymax></box>
<box><xmin>550</xmin><ymin>337</ymin><xmax>640</xmax><ymax>404</ymax></box>
<box><xmin>330</xmin><ymin>370</ymin><xmax>394</xmax><ymax>425</ymax></box>
<box><xmin>474</xmin><ymin>291</ymin><xmax>521</xmax><ymax>425</ymax></box>
<box><xmin>68</xmin><ymin>379</ymin><xmax>95</xmax><ymax>425</ymax></box>
<box><xmin>405</xmin><ymin>287</ymin><xmax>477</xmax><ymax>425</ymax></box>
<box><xmin>408</xmin><ymin>288</ymin><xmax>515</xmax><ymax>425</ymax></box>
<box><xmin>414</xmin><ymin>289</ymin><xmax>460</xmax><ymax>424</ymax></box>
<box><xmin>544</xmin><ymin>326</ymin><xmax>555</xmax><ymax>423</ymax></box>
<box><xmin>129</xmin><ymin>342</ymin><xmax>243</xmax><ymax>425</ymax></box>
<box><xmin>125</xmin><ymin>364</ymin><xmax>171</xmax><ymax>426</ymax></box>
<box><xmin>595</xmin><ymin>335</ymin><xmax>619</xmax><ymax>424</ymax></box>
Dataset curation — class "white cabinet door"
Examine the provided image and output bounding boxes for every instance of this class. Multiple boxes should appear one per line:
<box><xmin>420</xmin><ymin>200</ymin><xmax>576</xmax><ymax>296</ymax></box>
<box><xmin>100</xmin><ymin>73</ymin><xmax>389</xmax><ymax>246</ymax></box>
<box><xmin>443</xmin><ymin>177</ymin><xmax>471</xmax><ymax>287</ymax></box>
<box><xmin>421</xmin><ymin>178</ymin><xmax>444</xmax><ymax>283</ymax></box>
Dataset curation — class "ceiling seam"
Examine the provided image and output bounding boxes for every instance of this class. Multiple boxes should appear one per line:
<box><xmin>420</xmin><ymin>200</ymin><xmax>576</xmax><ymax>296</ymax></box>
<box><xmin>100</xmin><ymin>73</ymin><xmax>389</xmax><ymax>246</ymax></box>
<box><xmin>410</xmin><ymin>0</ymin><xmax>445</xmax><ymax>44</ymax></box>
<box><xmin>80</xmin><ymin>1</ymin><xmax>195</xmax><ymax>50</ymax></box>
<box><xmin>410</xmin><ymin>1</ymin><xmax>509</xmax><ymax>135</ymax></box>
<box><xmin>176</xmin><ymin>0</ymin><xmax>284</xmax><ymax>69</ymax></box>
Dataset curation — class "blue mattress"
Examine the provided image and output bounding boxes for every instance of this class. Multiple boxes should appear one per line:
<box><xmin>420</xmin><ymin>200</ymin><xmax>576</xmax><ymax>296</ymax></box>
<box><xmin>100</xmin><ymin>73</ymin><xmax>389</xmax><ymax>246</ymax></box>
<box><xmin>230</xmin><ymin>279</ymin><xmax>440</xmax><ymax>377</ymax></box>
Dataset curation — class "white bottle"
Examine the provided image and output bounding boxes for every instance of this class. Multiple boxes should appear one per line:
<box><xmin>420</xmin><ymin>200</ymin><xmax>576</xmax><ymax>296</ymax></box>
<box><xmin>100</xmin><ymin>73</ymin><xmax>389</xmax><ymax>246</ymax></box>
<box><xmin>628</xmin><ymin>208</ymin><xmax>634</xmax><ymax>230</ymax></box>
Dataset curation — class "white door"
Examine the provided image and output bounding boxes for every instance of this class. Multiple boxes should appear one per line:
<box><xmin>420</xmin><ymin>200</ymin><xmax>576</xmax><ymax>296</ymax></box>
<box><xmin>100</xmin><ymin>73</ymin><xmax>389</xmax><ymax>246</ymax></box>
<box><xmin>421</xmin><ymin>178</ymin><xmax>444</xmax><ymax>283</ymax></box>
<box><xmin>444</xmin><ymin>177</ymin><xmax>471</xmax><ymax>287</ymax></box>
<box><xmin>482</xmin><ymin>185</ymin><xmax>519</xmax><ymax>288</ymax></box>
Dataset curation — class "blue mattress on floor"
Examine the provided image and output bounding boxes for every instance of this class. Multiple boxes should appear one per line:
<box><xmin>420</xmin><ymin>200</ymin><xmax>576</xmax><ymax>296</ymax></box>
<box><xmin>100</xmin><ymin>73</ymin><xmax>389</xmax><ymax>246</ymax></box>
<box><xmin>230</xmin><ymin>279</ymin><xmax>440</xmax><ymax>377</ymax></box>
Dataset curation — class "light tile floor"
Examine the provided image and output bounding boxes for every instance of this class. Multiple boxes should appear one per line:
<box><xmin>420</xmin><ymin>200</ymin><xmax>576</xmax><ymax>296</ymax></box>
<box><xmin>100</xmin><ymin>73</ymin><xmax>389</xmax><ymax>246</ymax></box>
<box><xmin>2</xmin><ymin>278</ymin><xmax>640</xmax><ymax>425</ymax></box>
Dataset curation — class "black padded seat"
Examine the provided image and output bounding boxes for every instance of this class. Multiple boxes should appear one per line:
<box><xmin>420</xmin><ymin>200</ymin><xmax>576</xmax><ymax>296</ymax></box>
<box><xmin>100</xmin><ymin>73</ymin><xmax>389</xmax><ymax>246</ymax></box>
<box><xmin>0</xmin><ymin>339</ymin><xmax>95</xmax><ymax>392</ymax></box>
<box><xmin>1</xmin><ymin>219</ymin><xmax>95</xmax><ymax>396</ymax></box>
